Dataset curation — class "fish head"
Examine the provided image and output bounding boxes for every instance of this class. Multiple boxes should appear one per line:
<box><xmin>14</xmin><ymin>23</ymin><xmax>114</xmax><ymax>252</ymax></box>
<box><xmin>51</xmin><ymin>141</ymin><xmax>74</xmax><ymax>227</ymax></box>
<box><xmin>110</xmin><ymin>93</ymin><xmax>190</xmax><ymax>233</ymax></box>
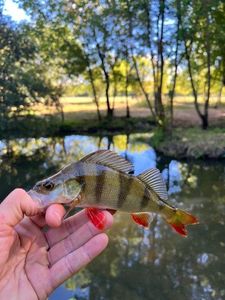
<box><xmin>28</xmin><ymin>170</ymin><xmax>82</xmax><ymax>208</ymax></box>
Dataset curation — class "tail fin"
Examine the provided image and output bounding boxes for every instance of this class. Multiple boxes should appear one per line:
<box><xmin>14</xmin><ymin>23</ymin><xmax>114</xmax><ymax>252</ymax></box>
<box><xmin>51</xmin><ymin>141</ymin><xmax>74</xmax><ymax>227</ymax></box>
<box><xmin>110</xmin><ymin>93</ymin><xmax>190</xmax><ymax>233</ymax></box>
<box><xmin>165</xmin><ymin>209</ymin><xmax>199</xmax><ymax>237</ymax></box>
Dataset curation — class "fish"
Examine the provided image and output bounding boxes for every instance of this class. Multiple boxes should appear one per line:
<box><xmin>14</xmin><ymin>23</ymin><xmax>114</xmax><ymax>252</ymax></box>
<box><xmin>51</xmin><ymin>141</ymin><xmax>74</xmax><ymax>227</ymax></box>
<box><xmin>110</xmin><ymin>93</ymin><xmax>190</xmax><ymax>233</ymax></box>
<box><xmin>28</xmin><ymin>150</ymin><xmax>198</xmax><ymax>237</ymax></box>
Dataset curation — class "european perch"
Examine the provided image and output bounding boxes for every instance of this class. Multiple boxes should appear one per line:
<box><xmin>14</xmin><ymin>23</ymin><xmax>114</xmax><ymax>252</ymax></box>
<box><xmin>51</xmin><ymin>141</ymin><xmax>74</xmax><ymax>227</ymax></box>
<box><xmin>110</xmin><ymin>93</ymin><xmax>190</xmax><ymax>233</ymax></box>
<box><xmin>28</xmin><ymin>150</ymin><xmax>198</xmax><ymax>237</ymax></box>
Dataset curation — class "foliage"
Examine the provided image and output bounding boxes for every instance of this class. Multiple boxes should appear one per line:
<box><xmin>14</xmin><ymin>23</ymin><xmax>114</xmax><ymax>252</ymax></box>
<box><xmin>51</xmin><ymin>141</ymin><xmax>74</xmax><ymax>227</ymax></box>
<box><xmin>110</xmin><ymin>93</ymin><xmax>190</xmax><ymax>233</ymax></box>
<box><xmin>0</xmin><ymin>16</ymin><xmax>63</xmax><ymax>125</ymax></box>
<box><xmin>149</xmin><ymin>127</ymin><xmax>166</xmax><ymax>148</ymax></box>
<box><xmin>1</xmin><ymin>0</ymin><xmax>225</xmax><ymax>129</ymax></box>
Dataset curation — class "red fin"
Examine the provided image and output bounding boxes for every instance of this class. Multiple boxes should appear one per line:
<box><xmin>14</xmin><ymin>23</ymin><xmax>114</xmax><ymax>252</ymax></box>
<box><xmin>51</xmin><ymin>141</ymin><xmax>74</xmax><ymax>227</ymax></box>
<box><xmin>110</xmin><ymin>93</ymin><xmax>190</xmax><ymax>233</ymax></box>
<box><xmin>170</xmin><ymin>223</ymin><xmax>188</xmax><ymax>237</ymax></box>
<box><xmin>131</xmin><ymin>212</ymin><xmax>153</xmax><ymax>228</ymax></box>
<box><xmin>86</xmin><ymin>208</ymin><xmax>106</xmax><ymax>230</ymax></box>
<box><xmin>166</xmin><ymin>209</ymin><xmax>199</xmax><ymax>237</ymax></box>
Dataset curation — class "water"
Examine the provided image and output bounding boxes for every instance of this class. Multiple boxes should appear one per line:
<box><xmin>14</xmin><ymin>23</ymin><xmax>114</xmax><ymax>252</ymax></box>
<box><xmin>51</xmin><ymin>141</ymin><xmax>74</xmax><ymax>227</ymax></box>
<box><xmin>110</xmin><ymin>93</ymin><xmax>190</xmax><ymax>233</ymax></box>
<box><xmin>0</xmin><ymin>133</ymin><xmax>225</xmax><ymax>300</ymax></box>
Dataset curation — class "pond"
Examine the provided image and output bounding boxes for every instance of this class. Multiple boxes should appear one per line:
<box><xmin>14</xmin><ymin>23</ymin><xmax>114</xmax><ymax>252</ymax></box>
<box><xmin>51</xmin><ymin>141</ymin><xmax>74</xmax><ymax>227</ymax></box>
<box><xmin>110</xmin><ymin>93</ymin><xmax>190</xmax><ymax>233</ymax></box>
<box><xmin>0</xmin><ymin>133</ymin><xmax>225</xmax><ymax>300</ymax></box>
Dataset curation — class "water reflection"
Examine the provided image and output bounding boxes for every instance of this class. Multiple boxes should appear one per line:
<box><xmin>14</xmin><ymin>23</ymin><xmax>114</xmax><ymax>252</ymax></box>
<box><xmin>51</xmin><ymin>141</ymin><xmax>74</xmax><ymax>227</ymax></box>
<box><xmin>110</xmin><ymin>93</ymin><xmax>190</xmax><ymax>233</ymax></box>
<box><xmin>0</xmin><ymin>134</ymin><xmax>224</xmax><ymax>300</ymax></box>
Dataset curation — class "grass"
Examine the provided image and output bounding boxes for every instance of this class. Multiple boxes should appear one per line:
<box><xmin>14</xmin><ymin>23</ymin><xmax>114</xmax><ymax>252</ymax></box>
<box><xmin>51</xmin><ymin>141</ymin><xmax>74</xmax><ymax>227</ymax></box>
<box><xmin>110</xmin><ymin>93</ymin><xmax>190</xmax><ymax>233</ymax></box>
<box><xmin>1</xmin><ymin>95</ymin><xmax>225</xmax><ymax>159</ymax></box>
<box><xmin>0</xmin><ymin>115</ymin><xmax>155</xmax><ymax>139</ymax></box>
<box><xmin>150</xmin><ymin>127</ymin><xmax>225</xmax><ymax>159</ymax></box>
<box><xmin>32</xmin><ymin>96</ymin><xmax>225</xmax><ymax>120</ymax></box>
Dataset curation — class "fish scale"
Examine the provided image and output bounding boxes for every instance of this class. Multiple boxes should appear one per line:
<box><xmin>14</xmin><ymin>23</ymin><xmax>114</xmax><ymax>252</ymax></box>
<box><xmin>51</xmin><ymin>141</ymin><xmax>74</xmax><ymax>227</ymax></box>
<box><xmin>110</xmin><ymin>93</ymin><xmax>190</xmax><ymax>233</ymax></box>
<box><xmin>28</xmin><ymin>150</ymin><xmax>198</xmax><ymax>237</ymax></box>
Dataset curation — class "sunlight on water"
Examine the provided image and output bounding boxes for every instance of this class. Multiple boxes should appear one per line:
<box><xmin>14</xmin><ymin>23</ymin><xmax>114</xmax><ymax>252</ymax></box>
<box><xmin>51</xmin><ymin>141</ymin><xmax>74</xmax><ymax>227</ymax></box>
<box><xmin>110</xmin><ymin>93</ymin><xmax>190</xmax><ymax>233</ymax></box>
<box><xmin>0</xmin><ymin>133</ymin><xmax>224</xmax><ymax>300</ymax></box>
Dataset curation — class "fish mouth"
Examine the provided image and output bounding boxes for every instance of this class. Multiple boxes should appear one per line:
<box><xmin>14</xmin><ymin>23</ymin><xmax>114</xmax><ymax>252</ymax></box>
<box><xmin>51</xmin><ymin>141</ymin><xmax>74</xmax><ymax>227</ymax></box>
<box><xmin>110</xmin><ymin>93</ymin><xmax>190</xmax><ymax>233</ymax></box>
<box><xmin>28</xmin><ymin>190</ymin><xmax>49</xmax><ymax>208</ymax></box>
<box><xmin>28</xmin><ymin>189</ymin><xmax>73</xmax><ymax>208</ymax></box>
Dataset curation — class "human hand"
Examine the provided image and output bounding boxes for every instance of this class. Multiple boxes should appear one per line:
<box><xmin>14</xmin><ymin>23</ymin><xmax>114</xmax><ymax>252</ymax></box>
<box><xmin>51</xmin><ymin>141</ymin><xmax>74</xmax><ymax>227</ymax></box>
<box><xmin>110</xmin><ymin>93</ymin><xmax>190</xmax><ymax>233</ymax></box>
<box><xmin>0</xmin><ymin>189</ymin><xmax>113</xmax><ymax>300</ymax></box>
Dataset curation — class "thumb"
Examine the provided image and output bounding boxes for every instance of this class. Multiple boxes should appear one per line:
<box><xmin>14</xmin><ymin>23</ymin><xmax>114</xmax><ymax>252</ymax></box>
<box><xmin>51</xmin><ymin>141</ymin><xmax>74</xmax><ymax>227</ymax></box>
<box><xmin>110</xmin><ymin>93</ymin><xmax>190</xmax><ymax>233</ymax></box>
<box><xmin>0</xmin><ymin>188</ymin><xmax>40</xmax><ymax>227</ymax></box>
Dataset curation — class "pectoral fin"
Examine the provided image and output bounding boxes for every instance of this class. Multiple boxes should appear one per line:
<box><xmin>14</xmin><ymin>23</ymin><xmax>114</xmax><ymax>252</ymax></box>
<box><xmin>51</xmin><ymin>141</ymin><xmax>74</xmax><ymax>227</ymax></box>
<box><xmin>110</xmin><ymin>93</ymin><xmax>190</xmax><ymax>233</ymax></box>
<box><xmin>131</xmin><ymin>212</ymin><xmax>155</xmax><ymax>228</ymax></box>
<box><xmin>86</xmin><ymin>207</ymin><xmax>106</xmax><ymax>230</ymax></box>
<box><xmin>63</xmin><ymin>195</ymin><xmax>82</xmax><ymax>219</ymax></box>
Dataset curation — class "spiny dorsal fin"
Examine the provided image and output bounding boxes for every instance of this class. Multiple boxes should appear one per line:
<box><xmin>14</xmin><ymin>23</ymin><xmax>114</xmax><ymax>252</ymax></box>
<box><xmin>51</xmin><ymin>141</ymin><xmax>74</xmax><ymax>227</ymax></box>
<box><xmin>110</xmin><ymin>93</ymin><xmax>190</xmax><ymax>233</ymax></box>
<box><xmin>80</xmin><ymin>150</ymin><xmax>134</xmax><ymax>174</ymax></box>
<box><xmin>138</xmin><ymin>168</ymin><xmax>168</xmax><ymax>201</ymax></box>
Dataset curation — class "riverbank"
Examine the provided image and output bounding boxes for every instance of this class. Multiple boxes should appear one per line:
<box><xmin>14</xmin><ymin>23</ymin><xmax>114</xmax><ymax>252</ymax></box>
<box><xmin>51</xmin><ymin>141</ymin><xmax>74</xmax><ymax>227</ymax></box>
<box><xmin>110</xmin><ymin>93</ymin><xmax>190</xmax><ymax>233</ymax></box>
<box><xmin>150</xmin><ymin>127</ymin><xmax>225</xmax><ymax>159</ymax></box>
<box><xmin>1</xmin><ymin>114</ymin><xmax>225</xmax><ymax>159</ymax></box>
<box><xmin>0</xmin><ymin>99</ymin><xmax>225</xmax><ymax>159</ymax></box>
<box><xmin>0</xmin><ymin>115</ymin><xmax>154</xmax><ymax>138</ymax></box>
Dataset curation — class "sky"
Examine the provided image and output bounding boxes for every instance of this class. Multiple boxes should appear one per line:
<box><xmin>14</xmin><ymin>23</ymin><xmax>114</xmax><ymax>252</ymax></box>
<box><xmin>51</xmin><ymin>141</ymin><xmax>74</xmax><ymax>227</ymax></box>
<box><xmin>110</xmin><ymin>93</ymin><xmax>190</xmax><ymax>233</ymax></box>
<box><xmin>3</xmin><ymin>0</ymin><xmax>29</xmax><ymax>21</ymax></box>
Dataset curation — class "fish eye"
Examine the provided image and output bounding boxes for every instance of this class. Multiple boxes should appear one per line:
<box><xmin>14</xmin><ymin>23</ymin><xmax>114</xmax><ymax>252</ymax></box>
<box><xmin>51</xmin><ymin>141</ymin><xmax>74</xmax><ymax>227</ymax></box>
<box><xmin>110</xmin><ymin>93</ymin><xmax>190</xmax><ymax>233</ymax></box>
<box><xmin>43</xmin><ymin>181</ymin><xmax>54</xmax><ymax>191</ymax></box>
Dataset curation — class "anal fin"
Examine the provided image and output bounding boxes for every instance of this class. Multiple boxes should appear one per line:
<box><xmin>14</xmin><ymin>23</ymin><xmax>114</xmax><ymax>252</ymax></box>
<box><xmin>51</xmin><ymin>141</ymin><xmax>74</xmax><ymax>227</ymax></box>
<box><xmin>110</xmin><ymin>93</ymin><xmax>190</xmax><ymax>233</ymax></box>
<box><xmin>131</xmin><ymin>212</ymin><xmax>154</xmax><ymax>228</ymax></box>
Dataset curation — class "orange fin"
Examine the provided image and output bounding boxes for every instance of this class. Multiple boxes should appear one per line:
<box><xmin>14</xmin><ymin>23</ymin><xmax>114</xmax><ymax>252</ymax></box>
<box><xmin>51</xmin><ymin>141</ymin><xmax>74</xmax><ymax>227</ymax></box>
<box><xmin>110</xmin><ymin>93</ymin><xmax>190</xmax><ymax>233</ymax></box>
<box><xmin>86</xmin><ymin>208</ymin><xmax>106</xmax><ymax>230</ymax></box>
<box><xmin>131</xmin><ymin>212</ymin><xmax>154</xmax><ymax>228</ymax></box>
<box><xmin>165</xmin><ymin>209</ymin><xmax>199</xmax><ymax>237</ymax></box>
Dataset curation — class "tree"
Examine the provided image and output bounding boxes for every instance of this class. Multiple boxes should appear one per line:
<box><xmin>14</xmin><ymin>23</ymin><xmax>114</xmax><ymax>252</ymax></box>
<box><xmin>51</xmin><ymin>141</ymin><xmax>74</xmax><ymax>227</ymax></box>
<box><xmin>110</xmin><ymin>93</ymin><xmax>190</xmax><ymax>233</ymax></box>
<box><xmin>117</xmin><ymin>0</ymin><xmax>184</xmax><ymax>128</ymax></box>
<box><xmin>16</xmin><ymin>0</ymin><xmax>225</xmax><ymax>129</ymax></box>
<box><xmin>179</xmin><ymin>0</ymin><xmax>221</xmax><ymax>129</ymax></box>
<box><xmin>74</xmin><ymin>1</ymin><xmax>120</xmax><ymax>118</ymax></box>
<box><xmin>0</xmin><ymin>16</ymin><xmax>62</xmax><ymax>125</ymax></box>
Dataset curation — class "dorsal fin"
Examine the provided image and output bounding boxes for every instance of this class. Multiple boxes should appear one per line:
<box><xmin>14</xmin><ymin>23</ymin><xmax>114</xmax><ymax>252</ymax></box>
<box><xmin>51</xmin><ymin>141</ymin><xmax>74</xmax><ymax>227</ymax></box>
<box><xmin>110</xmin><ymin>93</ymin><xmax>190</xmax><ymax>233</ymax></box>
<box><xmin>138</xmin><ymin>168</ymin><xmax>168</xmax><ymax>201</ymax></box>
<box><xmin>80</xmin><ymin>150</ymin><xmax>134</xmax><ymax>174</ymax></box>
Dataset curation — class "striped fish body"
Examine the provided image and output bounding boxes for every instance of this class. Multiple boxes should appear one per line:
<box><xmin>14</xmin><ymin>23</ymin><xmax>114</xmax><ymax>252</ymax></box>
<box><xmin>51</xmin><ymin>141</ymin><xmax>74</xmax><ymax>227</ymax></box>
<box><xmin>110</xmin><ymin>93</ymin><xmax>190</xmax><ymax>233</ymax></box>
<box><xmin>75</xmin><ymin>162</ymin><xmax>162</xmax><ymax>214</ymax></box>
<box><xmin>28</xmin><ymin>150</ymin><xmax>198</xmax><ymax>237</ymax></box>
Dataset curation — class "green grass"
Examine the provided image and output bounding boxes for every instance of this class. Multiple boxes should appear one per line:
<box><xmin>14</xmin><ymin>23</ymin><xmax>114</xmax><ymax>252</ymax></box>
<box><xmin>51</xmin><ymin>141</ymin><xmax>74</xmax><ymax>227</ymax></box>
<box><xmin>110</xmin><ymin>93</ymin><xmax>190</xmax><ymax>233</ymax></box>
<box><xmin>2</xmin><ymin>95</ymin><xmax>225</xmax><ymax>159</ymax></box>
<box><xmin>0</xmin><ymin>115</ymin><xmax>155</xmax><ymax>139</ymax></box>
<box><xmin>150</xmin><ymin>127</ymin><xmax>225</xmax><ymax>159</ymax></box>
<box><xmin>59</xmin><ymin>116</ymin><xmax>154</xmax><ymax>135</ymax></box>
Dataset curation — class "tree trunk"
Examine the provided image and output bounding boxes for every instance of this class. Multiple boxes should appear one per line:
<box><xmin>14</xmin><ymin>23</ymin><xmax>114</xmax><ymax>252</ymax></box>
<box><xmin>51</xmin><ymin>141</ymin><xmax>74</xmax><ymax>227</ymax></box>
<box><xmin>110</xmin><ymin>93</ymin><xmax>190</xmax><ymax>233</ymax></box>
<box><xmin>181</xmin><ymin>0</ymin><xmax>211</xmax><ymax>130</ymax></box>
<box><xmin>215</xmin><ymin>81</ymin><xmax>223</xmax><ymax>108</ymax></box>
<box><xmin>201</xmin><ymin>115</ymin><xmax>208</xmax><ymax>130</ymax></box>
<box><xmin>94</xmin><ymin>31</ymin><xmax>113</xmax><ymax>119</ymax></box>
<box><xmin>125</xmin><ymin>55</ymin><xmax>130</xmax><ymax>118</ymax></box>
<box><xmin>169</xmin><ymin>0</ymin><xmax>181</xmax><ymax>129</ymax></box>
<box><xmin>87</xmin><ymin>66</ymin><xmax>101</xmax><ymax>121</ymax></box>
<box><xmin>112</xmin><ymin>72</ymin><xmax>118</xmax><ymax>110</ymax></box>
<box><xmin>156</xmin><ymin>0</ymin><xmax>165</xmax><ymax>126</ymax></box>
<box><xmin>83</xmin><ymin>48</ymin><xmax>101</xmax><ymax>121</ymax></box>
<box><xmin>132</xmin><ymin>54</ymin><xmax>156</xmax><ymax>120</ymax></box>
<box><xmin>125</xmin><ymin>82</ymin><xmax>130</xmax><ymax>118</ymax></box>
<box><xmin>105</xmin><ymin>73</ymin><xmax>113</xmax><ymax>118</ymax></box>
<box><xmin>203</xmin><ymin>11</ymin><xmax>211</xmax><ymax>130</ymax></box>
<box><xmin>59</xmin><ymin>103</ymin><xmax>65</xmax><ymax>123</ymax></box>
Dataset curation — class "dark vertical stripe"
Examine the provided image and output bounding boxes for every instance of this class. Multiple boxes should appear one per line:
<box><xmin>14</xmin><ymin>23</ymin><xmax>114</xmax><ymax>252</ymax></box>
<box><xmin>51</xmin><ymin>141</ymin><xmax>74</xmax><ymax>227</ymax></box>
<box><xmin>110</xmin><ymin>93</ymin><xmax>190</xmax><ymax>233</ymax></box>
<box><xmin>76</xmin><ymin>162</ymin><xmax>86</xmax><ymax>189</ymax></box>
<box><xmin>140</xmin><ymin>187</ymin><xmax>150</xmax><ymax>209</ymax></box>
<box><xmin>117</xmin><ymin>173</ymin><xmax>133</xmax><ymax>208</ymax></box>
<box><xmin>95</xmin><ymin>168</ymin><xmax>106</xmax><ymax>203</ymax></box>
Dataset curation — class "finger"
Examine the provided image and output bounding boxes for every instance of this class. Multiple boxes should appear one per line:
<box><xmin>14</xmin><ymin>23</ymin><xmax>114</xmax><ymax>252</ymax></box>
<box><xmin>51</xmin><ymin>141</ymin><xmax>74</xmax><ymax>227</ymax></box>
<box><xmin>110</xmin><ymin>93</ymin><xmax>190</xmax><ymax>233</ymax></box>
<box><xmin>31</xmin><ymin>204</ymin><xmax>66</xmax><ymax>228</ymax></box>
<box><xmin>48</xmin><ymin>211</ymin><xmax>113</xmax><ymax>265</ymax></box>
<box><xmin>45</xmin><ymin>209</ymin><xmax>92</xmax><ymax>247</ymax></box>
<box><xmin>45</xmin><ymin>204</ymin><xmax>66</xmax><ymax>228</ymax></box>
<box><xmin>0</xmin><ymin>188</ymin><xmax>40</xmax><ymax>227</ymax></box>
<box><xmin>31</xmin><ymin>213</ymin><xmax>46</xmax><ymax>228</ymax></box>
<box><xmin>49</xmin><ymin>233</ymin><xmax>109</xmax><ymax>289</ymax></box>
